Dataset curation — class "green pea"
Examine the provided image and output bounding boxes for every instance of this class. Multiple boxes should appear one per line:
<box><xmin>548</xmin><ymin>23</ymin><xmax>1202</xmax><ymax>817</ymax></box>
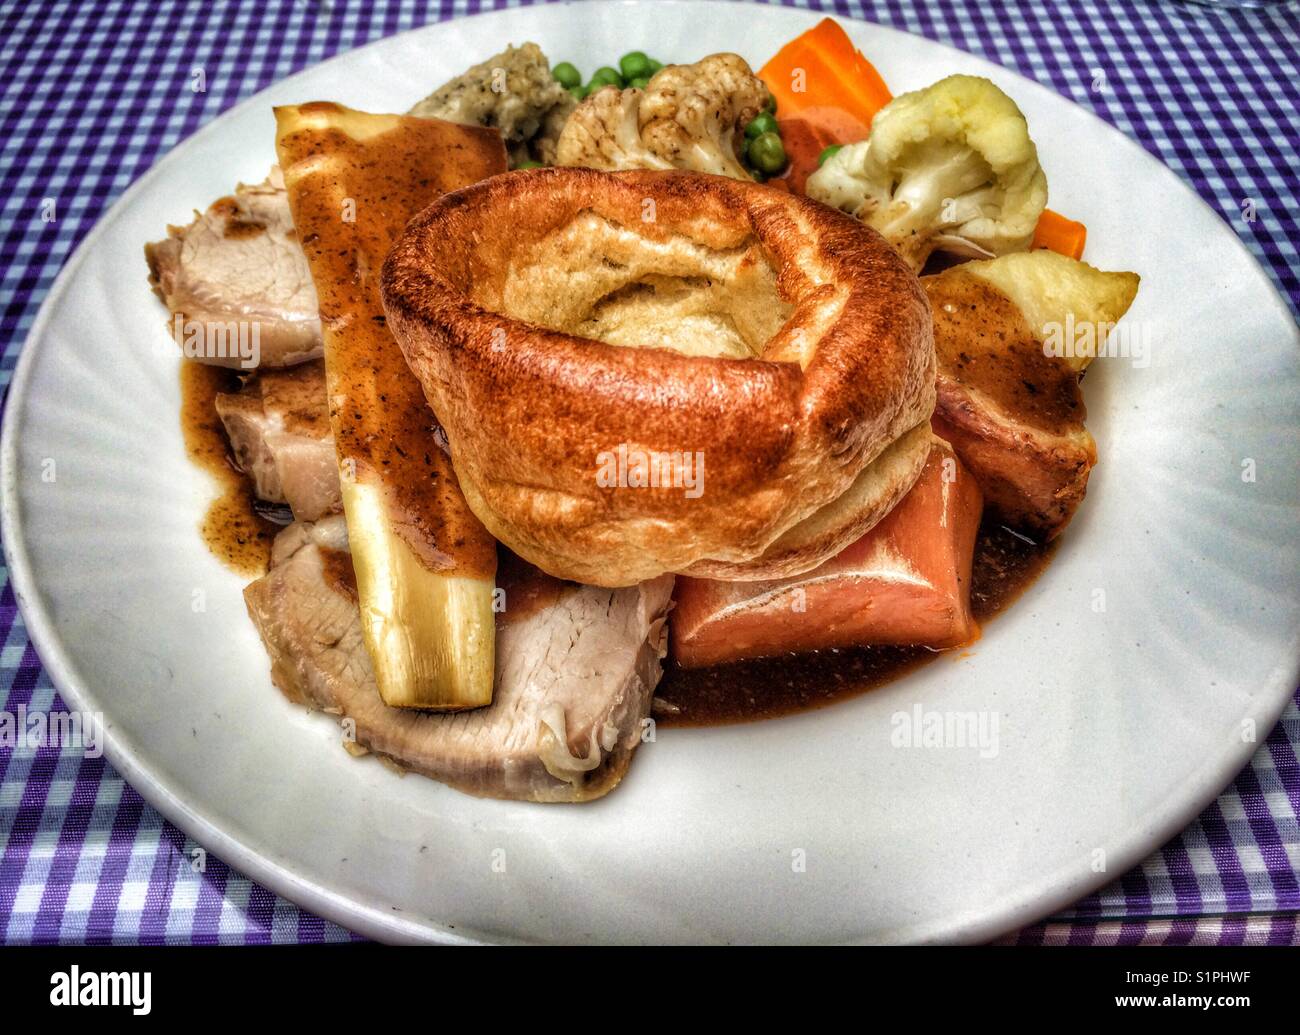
<box><xmin>619</xmin><ymin>51</ymin><xmax>652</xmax><ymax>80</ymax></box>
<box><xmin>647</xmin><ymin>58</ymin><xmax>664</xmax><ymax>74</ymax></box>
<box><xmin>590</xmin><ymin>66</ymin><xmax>624</xmax><ymax>88</ymax></box>
<box><xmin>745</xmin><ymin>112</ymin><xmax>779</xmax><ymax>139</ymax></box>
<box><xmin>513</xmin><ymin>160</ymin><xmax>545</xmax><ymax>170</ymax></box>
<box><xmin>817</xmin><ymin>144</ymin><xmax>844</xmax><ymax>167</ymax></box>
<box><xmin>764</xmin><ymin>94</ymin><xmax>777</xmax><ymax>114</ymax></box>
<box><xmin>551</xmin><ymin>61</ymin><xmax>581</xmax><ymax>89</ymax></box>
<box><xmin>570</xmin><ymin>84</ymin><xmax>590</xmax><ymax>101</ymax></box>
<box><xmin>747</xmin><ymin>132</ymin><xmax>787</xmax><ymax>175</ymax></box>
<box><xmin>628</xmin><ymin>76</ymin><xmax>650</xmax><ymax>90</ymax></box>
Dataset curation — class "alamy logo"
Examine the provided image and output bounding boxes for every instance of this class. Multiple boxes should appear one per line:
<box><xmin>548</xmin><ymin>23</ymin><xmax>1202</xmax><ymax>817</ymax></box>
<box><xmin>890</xmin><ymin>705</ymin><xmax>999</xmax><ymax>758</ymax></box>
<box><xmin>172</xmin><ymin>314</ymin><xmax>261</xmax><ymax>368</ymax></box>
<box><xmin>0</xmin><ymin>705</ymin><xmax>102</xmax><ymax>758</ymax></box>
<box><xmin>49</xmin><ymin>966</ymin><xmax>151</xmax><ymax>1015</ymax></box>
<box><xmin>595</xmin><ymin>443</ymin><xmax>705</xmax><ymax>499</ymax></box>
<box><xmin>1041</xmin><ymin>314</ymin><xmax>1150</xmax><ymax>369</ymax></box>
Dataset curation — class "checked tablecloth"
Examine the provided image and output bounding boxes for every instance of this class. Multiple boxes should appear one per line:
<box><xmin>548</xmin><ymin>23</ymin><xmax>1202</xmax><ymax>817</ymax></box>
<box><xmin>1</xmin><ymin>0</ymin><xmax>1297</xmax><ymax>945</ymax></box>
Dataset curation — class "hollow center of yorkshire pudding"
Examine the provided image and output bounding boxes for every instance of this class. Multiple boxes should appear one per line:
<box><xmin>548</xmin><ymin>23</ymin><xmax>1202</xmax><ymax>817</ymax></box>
<box><xmin>479</xmin><ymin>210</ymin><xmax>794</xmax><ymax>359</ymax></box>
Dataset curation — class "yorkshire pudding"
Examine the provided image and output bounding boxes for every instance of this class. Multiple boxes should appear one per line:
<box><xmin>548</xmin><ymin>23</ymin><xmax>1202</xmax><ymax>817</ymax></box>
<box><xmin>382</xmin><ymin>168</ymin><xmax>935</xmax><ymax>587</ymax></box>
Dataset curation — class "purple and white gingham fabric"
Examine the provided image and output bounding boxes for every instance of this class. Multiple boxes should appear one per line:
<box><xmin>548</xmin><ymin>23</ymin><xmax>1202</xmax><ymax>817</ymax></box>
<box><xmin>1</xmin><ymin>0</ymin><xmax>1297</xmax><ymax>945</ymax></box>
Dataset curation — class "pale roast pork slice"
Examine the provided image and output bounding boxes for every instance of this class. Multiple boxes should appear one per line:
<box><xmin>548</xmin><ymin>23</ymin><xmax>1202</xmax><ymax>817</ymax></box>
<box><xmin>214</xmin><ymin>360</ymin><xmax>340</xmax><ymax>521</ymax></box>
<box><xmin>243</xmin><ymin>518</ymin><xmax>674</xmax><ymax>802</ymax></box>
<box><xmin>146</xmin><ymin>169</ymin><xmax>322</xmax><ymax>369</ymax></box>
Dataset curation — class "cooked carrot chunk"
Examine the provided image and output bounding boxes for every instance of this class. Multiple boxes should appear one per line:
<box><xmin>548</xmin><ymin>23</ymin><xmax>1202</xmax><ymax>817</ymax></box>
<box><xmin>671</xmin><ymin>443</ymin><xmax>983</xmax><ymax>668</ymax></box>
<box><xmin>759</xmin><ymin>17</ymin><xmax>890</xmax><ymax>140</ymax></box>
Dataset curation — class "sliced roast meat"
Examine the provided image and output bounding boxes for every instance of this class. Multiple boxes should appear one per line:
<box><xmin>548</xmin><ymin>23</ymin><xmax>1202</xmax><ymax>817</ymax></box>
<box><xmin>146</xmin><ymin>168</ymin><xmax>322</xmax><ymax>369</ymax></box>
<box><xmin>244</xmin><ymin>518</ymin><xmax>674</xmax><ymax>802</ymax></box>
<box><xmin>925</xmin><ymin>269</ymin><xmax>1096</xmax><ymax>540</ymax></box>
<box><xmin>214</xmin><ymin>360</ymin><xmax>340</xmax><ymax>522</ymax></box>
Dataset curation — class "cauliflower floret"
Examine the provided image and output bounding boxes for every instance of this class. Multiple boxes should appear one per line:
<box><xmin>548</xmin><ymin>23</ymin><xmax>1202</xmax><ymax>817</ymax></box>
<box><xmin>637</xmin><ymin>54</ymin><xmax>773</xmax><ymax>177</ymax></box>
<box><xmin>409</xmin><ymin>42</ymin><xmax>569</xmax><ymax>143</ymax></box>
<box><xmin>556</xmin><ymin>85</ymin><xmax>674</xmax><ymax>171</ymax></box>
<box><xmin>807</xmin><ymin>74</ymin><xmax>1048</xmax><ymax>270</ymax></box>
<box><xmin>556</xmin><ymin>53</ymin><xmax>772</xmax><ymax>178</ymax></box>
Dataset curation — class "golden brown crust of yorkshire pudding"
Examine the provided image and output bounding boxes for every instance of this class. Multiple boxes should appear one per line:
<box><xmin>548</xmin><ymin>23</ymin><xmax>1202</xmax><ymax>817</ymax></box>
<box><xmin>681</xmin><ymin>421</ymin><xmax>936</xmax><ymax>581</ymax></box>
<box><xmin>382</xmin><ymin>168</ymin><xmax>935</xmax><ymax>587</ymax></box>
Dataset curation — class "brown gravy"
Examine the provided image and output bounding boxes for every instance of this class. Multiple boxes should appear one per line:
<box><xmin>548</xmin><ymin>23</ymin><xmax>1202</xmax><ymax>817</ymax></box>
<box><xmin>179</xmin><ymin>362</ymin><xmax>285</xmax><ymax>577</ymax></box>
<box><xmin>209</xmin><ymin>195</ymin><xmax>269</xmax><ymax>239</ymax></box>
<box><xmin>654</xmin><ymin>520</ymin><xmax>1056</xmax><ymax>726</ymax></box>
<box><xmin>925</xmin><ymin>271</ymin><xmax>1085</xmax><ymax>434</ymax></box>
<box><xmin>320</xmin><ymin>545</ymin><xmax>358</xmax><ymax>600</ymax></box>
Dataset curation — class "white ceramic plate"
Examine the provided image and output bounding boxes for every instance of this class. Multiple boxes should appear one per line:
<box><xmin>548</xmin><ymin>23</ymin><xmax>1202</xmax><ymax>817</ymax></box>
<box><xmin>3</xmin><ymin>0</ymin><xmax>1298</xmax><ymax>944</ymax></box>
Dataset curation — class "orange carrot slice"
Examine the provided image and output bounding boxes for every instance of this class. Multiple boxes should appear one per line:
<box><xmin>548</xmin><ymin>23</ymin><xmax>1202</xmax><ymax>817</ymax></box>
<box><xmin>1032</xmin><ymin>209</ymin><xmax>1088</xmax><ymax>259</ymax></box>
<box><xmin>759</xmin><ymin>17</ymin><xmax>890</xmax><ymax>143</ymax></box>
<box><xmin>671</xmin><ymin>443</ymin><xmax>983</xmax><ymax>668</ymax></box>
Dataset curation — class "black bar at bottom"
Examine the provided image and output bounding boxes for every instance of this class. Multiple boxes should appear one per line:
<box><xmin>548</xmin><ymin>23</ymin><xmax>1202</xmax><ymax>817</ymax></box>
<box><xmin>0</xmin><ymin>943</ymin><xmax>1294</xmax><ymax>1021</ymax></box>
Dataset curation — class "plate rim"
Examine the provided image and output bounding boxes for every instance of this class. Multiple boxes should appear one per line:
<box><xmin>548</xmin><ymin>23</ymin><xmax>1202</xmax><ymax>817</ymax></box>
<box><xmin>2</xmin><ymin>0</ymin><xmax>1297</xmax><ymax>945</ymax></box>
